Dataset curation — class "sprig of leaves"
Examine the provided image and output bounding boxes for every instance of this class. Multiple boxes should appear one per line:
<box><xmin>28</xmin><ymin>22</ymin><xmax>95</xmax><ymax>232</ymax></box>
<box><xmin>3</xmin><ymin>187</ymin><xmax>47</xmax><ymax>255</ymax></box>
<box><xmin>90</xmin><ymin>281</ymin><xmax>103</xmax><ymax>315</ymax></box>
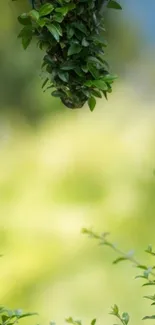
<box><xmin>110</xmin><ymin>305</ymin><xmax>129</xmax><ymax>325</ymax></box>
<box><xmin>12</xmin><ymin>0</ymin><xmax>122</xmax><ymax>110</ymax></box>
<box><xmin>0</xmin><ymin>307</ymin><xmax>37</xmax><ymax>325</ymax></box>
<box><xmin>82</xmin><ymin>228</ymin><xmax>155</xmax><ymax>321</ymax></box>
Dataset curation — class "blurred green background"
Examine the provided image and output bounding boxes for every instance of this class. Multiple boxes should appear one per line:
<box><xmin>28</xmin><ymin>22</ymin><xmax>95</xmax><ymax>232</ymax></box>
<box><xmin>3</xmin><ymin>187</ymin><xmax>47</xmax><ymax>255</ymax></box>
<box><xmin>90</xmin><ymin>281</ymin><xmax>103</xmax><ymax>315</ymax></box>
<box><xmin>0</xmin><ymin>2</ymin><xmax>155</xmax><ymax>325</ymax></box>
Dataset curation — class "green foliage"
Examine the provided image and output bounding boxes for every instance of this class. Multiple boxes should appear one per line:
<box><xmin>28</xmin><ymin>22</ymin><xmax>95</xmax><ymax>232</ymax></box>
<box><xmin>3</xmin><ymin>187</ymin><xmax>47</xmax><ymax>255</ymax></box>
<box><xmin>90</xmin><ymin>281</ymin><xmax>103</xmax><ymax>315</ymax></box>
<box><xmin>2</xmin><ymin>227</ymin><xmax>155</xmax><ymax>325</ymax></box>
<box><xmin>82</xmin><ymin>228</ymin><xmax>155</xmax><ymax>324</ymax></box>
<box><xmin>0</xmin><ymin>307</ymin><xmax>37</xmax><ymax>325</ymax></box>
<box><xmin>12</xmin><ymin>0</ymin><xmax>122</xmax><ymax>110</ymax></box>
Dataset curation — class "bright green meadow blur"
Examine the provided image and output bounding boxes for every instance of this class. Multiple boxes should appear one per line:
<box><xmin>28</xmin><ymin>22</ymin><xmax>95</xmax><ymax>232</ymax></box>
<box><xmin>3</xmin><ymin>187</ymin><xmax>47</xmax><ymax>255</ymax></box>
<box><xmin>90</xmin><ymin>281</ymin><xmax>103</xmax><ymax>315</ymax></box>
<box><xmin>0</xmin><ymin>2</ymin><xmax>155</xmax><ymax>325</ymax></box>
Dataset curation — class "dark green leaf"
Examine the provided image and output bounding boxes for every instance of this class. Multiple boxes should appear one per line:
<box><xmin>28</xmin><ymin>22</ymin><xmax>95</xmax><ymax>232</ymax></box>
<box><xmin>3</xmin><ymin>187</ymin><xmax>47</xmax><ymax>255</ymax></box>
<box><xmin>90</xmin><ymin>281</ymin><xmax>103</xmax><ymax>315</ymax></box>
<box><xmin>52</xmin><ymin>90</ymin><xmax>63</xmax><ymax>97</ymax></box>
<box><xmin>113</xmin><ymin>257</ymin><xmax>128</xmax><ymax>264</ymax></box>
<box><xmin>91</xmin><ymin>319</ymin><xmax>96</xmax><ymax>325</ymax></box>
<box><xmin>42</xmin><ymin>78</ymin><xmax>49</xmax><ymax>89</ymax></box>
<box><xmin>68</xmin><ymin>44</ymin><xmax>82</xmax><ymax>56</ymax></box>
<box><xmin>88</xmin><ymin>96</ymin><xmax>96</xmax><ymax>111</ymax></box>
<box><xmin>67</xmin><ymin>26</ymin><xmax>75</xmax><ymax>39</ymax></box>
<box><xmin>91</xmin><ymin>89</ymin><xmax>102</xmax><ymax>98</ymax></box>
<box><xmin>22</xmin><ymin>34</ymin><xmax>32</xmax><ymax>49</ymax></box>
<box><xmin>18</xmin><ymin>13</ymin><xmax>31</xmax><ymax>26</ymax></box>
<box><xmin>143</xmin><ymin>316</ymin><xmax>155</xmax><ymax>320</ymax></box>
<box><xmin>58</xmin><ymin>71</ymin><xmax>69</xmax><ymax>82</ymax></box>
<box><xmin>87</xmin><ymin>56</ymin><xmax>104</xmax><ymax>67</ymax></box>
<box><xmin>107</xmin><ymin>0</ymin><xmax>122</xmax><ymax>10</ymax></box>
<box><xmin>66</xmin><ymin>318</ymin><xmax>74</xmax><ymax>324</ymax></box>
<box><xmin>144</xmin><ymin>295</ymin><xmax>155</xmax><ymax>301</ymax></box>
<box><xmin>66</xmin><ymin>3</ymin><xmax>76</xmax><ymax>10</ymax></box>
<box><xmin>39</xmin><ymin>3</ymin><xmax>54</xmax><ymax>16</ymax></box>
<box><xmin>61</xmin><ymin>61</ymin><xmax>77</xmax><ymax>70</ymax></box>
<box><xmin>142</xmin><ymin>282</ymin><xmax>155</xmax><ymax>287</ymax></box>
<box><xmin>87</xmin><ymin>63</ymin><xmax>99</xmax><ymax>79</ymax></box>
<box><xmin>53</xmin><ymin>13</ymin><xmax>64</xmax><ymax>23</ymax></box>
<box><xmin>136</xmin><ymin>265</ymin><xmax>148</xmax><ymax>270</ymax></box>
<box><xmin>47</xmin><ymin>24</ymin><xmax>60</xmax><ymax>41</ymax></box>
<box><xmin>91</xmin><ymin>34</ymin><xmax>108</xmax><ymax>46</ymax></box>
<box><xmin>74</xmin><ymin>67</ymin><xmax>84</xmax><ymax>77</ymax></box>
<box><xmin>72</xmin><ymin>22</ymin><xmax>88</xmax><ymax>35</ymax></box>
<box><xmin>81</xmin><ymin>66</ymin><xmax>88</xmax><ymax>73</ymax></box>
<box><xmin>2</xmin><ymin>315</ymin><xmax>9</xmax><ymax>323</ymax></box>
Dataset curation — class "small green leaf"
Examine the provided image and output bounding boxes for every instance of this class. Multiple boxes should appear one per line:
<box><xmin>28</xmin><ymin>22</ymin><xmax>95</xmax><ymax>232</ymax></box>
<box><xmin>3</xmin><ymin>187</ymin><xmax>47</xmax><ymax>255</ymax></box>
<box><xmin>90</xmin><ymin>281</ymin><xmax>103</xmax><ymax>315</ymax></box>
<box><xmin>74</xmin><ymin>67</ymin><xmax>84</xmax><ymax>77</ymax></box>
<box><xmin>58</xmin><ymin>71</ymin><xmax>69</xmax><ymax>82</ymax></box>
<box><xmin>18</xmin><ymin>13</ymin><xmax>31</xmax><ymax>26</ymax></box>
<box><xmin>52</xmin><ymin>90</ymin><xmax>63</xmax><ymax>97</ymax></box>
<box><xmin>144</xmin><ymin>295</ymin><xmax>155</xmax><ymax>301</ymax></box>
<box><xmin>91</xmin><ymin>89</ymin><xmax>102</xmax><ymax>98</ymax></box>
<box><xmin>42</xmin><ymin>78</ymin><xmax>49</xmax><ymax>89</ymax></box>
<box><xmin>67</xmin><ymin>26</ymin><xmax>74</xmax><ymax>39</ymax></box>
<box><xmin>136</xmin><ymin>265</ymin><xmax>148</xmax><ymax>270</ymax></box>
<box><xmin>81</xmin><ymin>66</ymin><xmax>88</xmax><ymax>73</ymax></box>
<box><xmin>55</xmin><ymin>6</ymin><xmax>68</xmax><ymax>15</ymax></box>
<box><xmin>87</xmin><ymin>56</ymin><xmax>104</xmax><ymax>67</ymax></box>
<box><xmin>143</xmin><ymin>316</ymin><xmax>155</xmax><ymax>320</ymax></box>
<box><xmin>38</xmin><ymin>18</ymin><xmax>46</xmax><ymax>27</ymax></box>
<box><xmin>61</xmin><ymin>61</ymin><xmax>77</xmax><ymax>70</ymax></box>
<box><xmin>39</xmin><ymin>3</ymin><xmax>54</xmax><ymax>17</ymax></box>
<box><xmin>72</xmin><ymin>22</ymin><xmax>88</xmax><ymax>35</ymax></box>
<box><xmin>56</xmin><ymin>2</ymin><xmax>75</xmax><ymax>14</ymax></box>
<box><xmin>66</xmin><ymin>317</ymin><xmax>74</xmax><ymax>324</ymax></box>
<box><xmin>103</xmin><ymin>74</ymin><xmax>118</xmax><ymax>83</ymax></box>
<box><xmin>16</xmin><ymin>313</ymin><xmax>38</xmax><ymax>319</ymax></box>
<box><xmin>29</xmin><ymin>10</ymin><xmax>40</xmax><ymax>21</ymax></box>
<box><xmin>122</xmin><ymin>313</ymin><xmax>129</xmax><ymax>325</ymax></box>
<box><xmin>52</xmin><ymin>23</ymin><xmax>62</xmax><ymax>36</ymax></box>
<box><xmin>53</xmin><ymin>13</ymin><xmax>64</xmax><ymax>23</ymax></box>
<box><xmin>113</xmin><ymin>257</ymin><xmax>128</xmax><ymax>264</ymax></box>
<box><xmin>66</xmin><ymin>3</ymin><xmax>76</xmax><ymax>11</ymax></box>
<box><xmin>47</xmin><ymin>24</ymin><xmax>60</xmax><ymax>41</ymax></box>
<box><xmin>91</xmin><ymin>319</ymin><xmax>96</xmax><ymax>325</ymax></box>
<box><xmin>2</xmin><ymin>315</ymin><xmax>9</xmax><ymax>323</ymax></box>
<box><xmin>87</xmin><ymin>63</ymin><xmax>99</xmax><ymax>79</ymax></box>
<box><xmin>145</xmin><ymin>245</ymin><xmax>155</xmax><ymax>256</ymax></box>
<box><xmin>92</xmin><ymin>80</ymin><xmax>108</xmax><ymax>91</ymax></box>
<box><xmin>88</xmin><ymin>96</ymin><xmax>96</xmax><ymax>111</ymax></box>
<box><xmin>67</xmin><ymin>44</ymin><xmax>82</xmax><ymax>56</ymax></box>
<box><xmin>135</xmin><ymin>275</ymin><xmax>148</xmax><ymax>280</ymax></box>
<box><xmin>107</xmin><ymin>0</ymin><xmax>122</xmax><ymax>9</ymax></box>
<box><xmin>142</xmin><ymin>282</ymin><xmax>155</xmax><ymax>286</ymax></box>
<box><xmin>110</xmin><ymin>305</ymin><xmax>119</xmax><ymax>316</ymax></box>
<box><xmin>82</xmin><ymin>38</ymin><xmax>89</xmax><ymax>47</ymax></box>
<box><xmin>20</xmin><ymin>29</ymin><xmax>32</xmax><ymax>50</ymax></box>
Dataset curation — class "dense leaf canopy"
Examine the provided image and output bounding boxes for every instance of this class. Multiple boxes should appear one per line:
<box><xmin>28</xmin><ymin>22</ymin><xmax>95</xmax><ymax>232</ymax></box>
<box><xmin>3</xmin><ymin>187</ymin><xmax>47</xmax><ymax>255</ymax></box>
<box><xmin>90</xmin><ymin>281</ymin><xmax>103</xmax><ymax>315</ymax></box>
<box><xmin>12</xmin><ymin>0</ymin><xmax>122</xmax><ymax>109</ymax></box>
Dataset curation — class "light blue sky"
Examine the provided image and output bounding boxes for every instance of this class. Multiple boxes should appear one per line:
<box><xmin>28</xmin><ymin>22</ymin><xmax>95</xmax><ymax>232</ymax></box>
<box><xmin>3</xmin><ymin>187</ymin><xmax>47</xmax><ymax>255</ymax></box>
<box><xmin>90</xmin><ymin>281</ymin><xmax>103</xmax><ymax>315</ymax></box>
<box><xmin>124</xmin><ymin>0</ymin><xmax>155</xmax><ymax>44</ymax></box>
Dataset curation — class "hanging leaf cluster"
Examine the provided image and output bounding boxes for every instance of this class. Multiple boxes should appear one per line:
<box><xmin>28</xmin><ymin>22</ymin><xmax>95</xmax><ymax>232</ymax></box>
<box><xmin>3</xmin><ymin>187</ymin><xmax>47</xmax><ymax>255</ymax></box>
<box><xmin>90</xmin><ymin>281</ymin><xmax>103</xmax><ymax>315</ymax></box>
<box><xmin>12</xmin><ymin>0</ymin><xmax>122</xmax><ymax>110</ymax></box>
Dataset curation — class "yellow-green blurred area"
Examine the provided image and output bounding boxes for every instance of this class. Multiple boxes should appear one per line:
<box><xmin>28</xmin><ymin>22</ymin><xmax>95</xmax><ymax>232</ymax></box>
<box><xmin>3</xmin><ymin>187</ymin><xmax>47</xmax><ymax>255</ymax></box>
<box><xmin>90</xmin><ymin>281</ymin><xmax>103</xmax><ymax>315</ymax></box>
<box><xmin>0</xmin><ymin>2</ymin><xmax>155</xmax><ymax>325</ymax></box>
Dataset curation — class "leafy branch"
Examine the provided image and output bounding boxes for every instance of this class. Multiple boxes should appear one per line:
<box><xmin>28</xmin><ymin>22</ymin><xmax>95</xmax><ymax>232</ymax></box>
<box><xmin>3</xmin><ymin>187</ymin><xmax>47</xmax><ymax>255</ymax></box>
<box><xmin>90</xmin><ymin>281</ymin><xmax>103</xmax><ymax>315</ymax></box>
<box><xmin>82</xmin><ymin>228</ymin><xmax>155</xmax><ymax>321</ymax></box>
<box><xmin>2</xmin><ymin>227</ymin><xmax>155</xmax><ymax>325</ymax></box>
<box><xmin>12</xmin><ymin>0</ymin><xmax>122</xmax><ymax>110</ymax></box>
